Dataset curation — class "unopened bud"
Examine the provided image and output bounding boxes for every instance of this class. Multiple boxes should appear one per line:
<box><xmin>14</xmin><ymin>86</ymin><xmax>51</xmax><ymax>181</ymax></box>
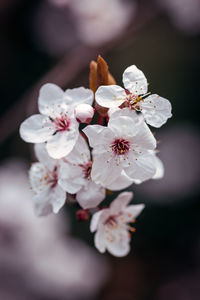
<box><xmin>74</xmin><ymin>104</ymin><xmax>94</xmax><ymax>123</ymax></box>
<box><xmin>76</xmin><ymin>209</ymin><xmax>90</xmax><ymax>221</ymax></box>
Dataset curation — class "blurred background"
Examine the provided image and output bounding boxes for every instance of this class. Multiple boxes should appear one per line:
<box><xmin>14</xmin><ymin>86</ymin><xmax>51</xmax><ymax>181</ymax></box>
<box><xmin>0</xmin><ymin>0</ymin><xmax>200</xmax><ymax>299</ymax></box>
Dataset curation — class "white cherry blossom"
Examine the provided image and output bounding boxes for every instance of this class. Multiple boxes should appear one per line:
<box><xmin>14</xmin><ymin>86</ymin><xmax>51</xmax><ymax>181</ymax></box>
<box><xmin>83</xmin><ymin>109</ymin><xmax>157</xmax><ymax>187</ymax></box>
<box><xmin>59</xmin><ymin>134</ymin><xmax>105</xmax><ymax>209</ymax></box>
<box><xmin>59</xmin><ymin>134</ymin><xmax>134</xmax><ymax>209</ymax></box>
<box><xmin>20</xmin><ymin>83</ymin><xmax>93</xmax><ymax>158</ymax></box>
<box><xmin>95</xmin><ymin>65</ymin><xmax>172</xmax><ymax>128</ymax></box>
<box><xmin>30</xmin><ymin>143</ymin><xmax>66</xmax><ymax>216</ymax></box>
<box><xmin>90</xmin><ymin>191</ymin><xmax>144</xmax><ymax>257</ymax></box>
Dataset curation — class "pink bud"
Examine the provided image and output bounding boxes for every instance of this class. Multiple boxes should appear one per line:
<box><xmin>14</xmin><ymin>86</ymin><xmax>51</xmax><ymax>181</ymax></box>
<box><xmin>76</xmin><ymin>209</ymin><xmax>90</xmax><ymax>221</ymax></box>
<box><xmin>74</xmin><ymin>104</ymin><xmax>94</xmax><ymax>123</ymax></box>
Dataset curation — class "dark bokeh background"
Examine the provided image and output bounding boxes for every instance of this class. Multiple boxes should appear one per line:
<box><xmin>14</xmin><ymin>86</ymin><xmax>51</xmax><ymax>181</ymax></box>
<box><xmin>0</xmin><ymin>0</ymin><xmax>200</xmax><ymax>299</ymax></box>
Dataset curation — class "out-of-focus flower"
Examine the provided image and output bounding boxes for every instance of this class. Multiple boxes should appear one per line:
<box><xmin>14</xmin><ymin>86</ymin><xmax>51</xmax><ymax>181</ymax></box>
<box><xmin>74</xmin><ymin>103</ymin><xmax>95</xmax><ymax>124</ymax></box>
<box><xmin>83</xmin><ymin>108</ymin><xmax>157</xmax><ymax>187</ymax></box>
<box><xmin>30</xmin><ymin>143</ymin><xmax>67</xmax><ymax>216</ymax></box>
<box><xmin>0</xmin><ymin>160</ymin><xmax>109</xmax><ymax>299</ymax></box>
<box><xmin>34</xmin><ymin>0</ymin><xmax>136</xmax><ymax>56</ymax></box>
<box><xmin>68</xmin><ymin>0</ymin><xmax>136</xmax><ymax>46</ymax></box>
<box><xmin>59</xmin><ymin>134</ymin><xmax>106</xmax><ymax>209</ymax></box>
<box><xmin>20</xmin><ymin>83</ymin><xmax>93</xmax><ymax>159</ymax></box>
<box><xmin>134</xmin><ymin>125</ymin><xmax>200</xmax><ymax>202</ymax></box>
<box><xmin>158</xmin><ymin>0</ymin><xmax>200</xmax><ymax>34</ymax></box>
<box><xmin>96</xmin><ymin>65</ymin><xmax>172</xmax><ymax>128</ymax></box>
<box><xmin>90</xmin><ymin>191</ymin><xmax>144</xmax><ymax>257</ymax></box>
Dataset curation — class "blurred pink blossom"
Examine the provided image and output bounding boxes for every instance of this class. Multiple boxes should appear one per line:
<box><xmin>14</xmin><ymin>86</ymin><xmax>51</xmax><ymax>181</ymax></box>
<box><xmin>0</xmin><ymin>160</ymin><xmax>109</xmax><ymax>299</ymax></box>
<box><xmin>33</xmin><ymin>0</ymin><xmax>136</xmax><ymax>56</ymax></box>
<box><xmin>158</xmin><ymin>0</ymin><xmax>200</xmax><ymax>34</ymax></box>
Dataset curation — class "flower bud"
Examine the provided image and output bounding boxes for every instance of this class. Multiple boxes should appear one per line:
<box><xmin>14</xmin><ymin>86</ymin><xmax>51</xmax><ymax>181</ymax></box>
<box><xmin>74</xmin><ymin>104</ymin><xmax>94</xmax><ymax>123</ymax></box>
<box><xmin>76</xmin><ymin>209</ymin><xmax>90</xmax><ymax>221</ymax></box>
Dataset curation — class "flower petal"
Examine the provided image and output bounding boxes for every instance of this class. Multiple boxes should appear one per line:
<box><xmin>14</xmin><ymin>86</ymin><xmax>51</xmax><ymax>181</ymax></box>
<box><xmin>94</xmin><ymin>225</ymin><xmax>106</xmax><ymax>253</ymax></box>
<box><xmin>90</xmin><ymin>210</ymin><xmax>106</xmax><ymax>232</ymax></box>
<box><xmin>122</xmin><ymin>65</ymin><xmax>148</xmax><ymax>94</ymax></box>
<box><xmin>64</xmin><ymin>87</ymin><xmax>94</xmax><ymax>107</ymax></box>
<box><xmin>123</xmin><ymin>204</ymin><xmax>145</xmax><ymax>222</ymax></box>
<box><xmin>58</xmin><ymin>163</ymin><xmax>83</xmax><ymax>194</ymax></box>
<box><xmin>108</xmin><ymin>114</ymin><xmax>139</xmax><ymax>137</ymax></box>
<box><xmin>19</xmin><ymin>114</ymin><xmax>54</xmax><ymax>143</ymax></box>
<box><xmin>33</xmin><ymin>185</ymin><xmax>66</xmax><ymax>217</ymax></box>
<box><xmin>91</xmin><ymin>153</ymin><xmax>123</xmax><ymax>186</ymax></box>
<box><xmin>110</xmin><ymin>191</ymin><xmax>133</xmax><ymax>214</ymax></box>
<box><xmin>34</xmin><ymin>143</ymin><xmax>56</xmax><ymax>169</ymax></box>
<box><xmin>125</xmin><ymin>153</ymin><xmax>157</xmax><ymax>182</ymax></box>
<box><xmin>140</xmin><ymin>94</ymin><xmax>172</xmax><ymax>127</ymax></box>
<box><xmin>106</xmin><ymin>170</ymin><xmax>133</xmax><ymax>191</ymax></box>
<box><xmin>64</xmin><ymin>134</ymin><xmax>90</xmax><ymax>164</ymax></box>
<box><xmin>38</xmin><ymin>83</ymin><xmax>64</xmax><ymax>115</ymax></box>
<box><xmin>76</xmin><ymin>181</ymin><xmax>106</xmax><ymax>209</ymax></box>
<box><xmin>83</xmin><ymin>125</ymin><xmax>114</xmax><ymax>148</ymax></box>
<box><xmin>105</xmin><ymin>228</ymin><xmax>130</xmax><ymax>257</ymax></box>
<box><xmin>30</xmin><ymin>162</ymin><xmax>50</xmax><ymax>194</ymax></box>
<box><xmin>131</xmin><ymin>121</ymin><xmax>157</xmax><ymax>150</ymax></box>
<box><xmin>95</xmin><ymin>85</ymin><xmax>127</xmax><ymax>108</ymax></box>
<box><xmin>152</xmin><ymin>155</ymin><xmax>165</xmax><ymax>179</ymax></box>
<box><xmin>46</xmin><ymin>123</ymin><xmax>79</xmax><ymax>159</ymax></box>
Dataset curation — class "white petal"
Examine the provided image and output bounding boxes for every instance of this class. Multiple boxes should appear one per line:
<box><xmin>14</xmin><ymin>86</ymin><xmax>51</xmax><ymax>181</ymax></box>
<box><xmin>95</xmin><ymin>85</ymin><xmax>127</xmax><ymax>108</ymax></box>
<box><xmin>76</xmin><ymin>181</ymin><xmax>106</xmax><ymax>209</ymax></box>
<box><xmin>110</xmin><ymin>191</ymin><xmax>133</xmax><ymax>214</ymax></box>
<box><xmin>58</xmin><ymin>163</ymin><xmax>83</xmax><ymax>194</ymax></box>
<box><xmin>106</xmin><ymin>170</ymin><xmax>133</xmax><ymax>191</ymax></box>
<box><xmin>33</xmin><ymin>185</ymin><xmax>66</xmax><ymax>217</ymax></box>
<box><xmin>90</xmin><ymin>210</ymin><xmax>107</xmax><ymax>232</ymax></box>
<box><xmin>122</xmin><ymin>65</ymin><xmax>148</xmax><ymax>94</ymax></box>
<box><xmin>46</xmin><ymin>123</ymin><xmax>79</xmax><ymax>159</ymax></box>
<box><xmin>109</xmin><ymin>107</ymin><xmax>140</xmax><ymax>122</ymax></box>
<box><xmin>108</xmin><ymin>107</ymin><xmax>121</xmax><ymax>118</ymax></box>
<box><xmin>38</xmin><ymin>83</ymin><xmax>64</xmax><ymax>115</ymax></box>
<box><xmin>19</xmin><ymin>114</ymin><xmax>54</xmax><ymax>143</ymax></box>
<box><xmin>29</xmin><ymin>162</ymin><xmax>50</xmax><ymax>193</ymax></box>
<box><xmin>50</xmin><ymin>185</ymin><xmax>67</xmax><ymax>213</ymax></box>
<box><xmin>131</xmin><ymin>121</ymin><xmax>157</xmax><ymax>150</ymax></box>
<box><xmin>125</xmin><ymin>153</ymin><xmax>157</xmax><ymax>182</ymax></box>
<box><xmin>123</xmin><ymin>204</ymin><xmax>145</xmax><ymax>222</ymax></box>
<box><xmin>152</xmin><ymin>155</ymin><xmax>165</xmax><ymax>179</ymax></box>
<box><xmin>34</xmin><ymin>143</ymin><xmax>56</xmax><ymax>169</ymax></box>
<box><xmin>83</xmin><ymin>125</ymin><xmax>114</xmax><ymax>148</ymax></box>
<box><xmin>105</xmin><ymin>228</ymin><xmax>130</xmax><ymax>257</ymax></box>
<box><xmin>140</xmin><ymin>94</ymin><xmax>172</xmax><ymax>127</ymax></box>
<box><xmin>94</xmin><ymin>225</ymin><xmax>106</xmax><ymax>253</ymax></box>
<box><xmin>64</xmin><ymin>134</ymin><xmax>90</xmax><ymax>164</ymax></box>
<box><xmin>91</xmin><ymin>153</ymin><xmax>123</xmax><ymax>186</ymax></box>
<box><xmin>64</xmin><ymin>87</ymin><xmax>94</xmax><ymax>107</ymax></box>
<box><xmin>108</xmin><ymin>115</ymin><xmax>139</xmax><ymax>137</ymax></box>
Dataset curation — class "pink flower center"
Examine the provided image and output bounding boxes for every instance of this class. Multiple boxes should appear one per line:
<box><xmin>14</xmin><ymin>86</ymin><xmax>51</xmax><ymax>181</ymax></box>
<box><xmin>54</xmin><ymin>116</ymin><xmax>70</xmax><ymax>132</ymax></box>
<box><xmin>111</xmin><ymin>138</ymin><xmax>130</xmax><ymax>155</ymax></box>
<box><xmin>122</xmin><ymin>90</ymin><xmax>142</xmax><ymax>110</ymax></box>
<box><xmin>105</xmin><ymin>215</ymin><xmax>117</xmax><ymax>226</ymax></box>
<box><xmin>80</xmin><ymin>161</ymin><xmax>92</xmax><ymax>179</ymax></box>
<box><xmin>47</xmin><ymin>166</ymin><xmax>58</xmax><ymax>188</ymax></box>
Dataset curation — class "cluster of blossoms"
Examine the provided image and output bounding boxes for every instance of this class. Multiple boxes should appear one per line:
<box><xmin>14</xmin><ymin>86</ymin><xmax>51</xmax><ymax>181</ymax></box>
<box><xmin>20</xmin><ymin>62</ymin><xmax>172</xmax><ymax>257</ymax></box>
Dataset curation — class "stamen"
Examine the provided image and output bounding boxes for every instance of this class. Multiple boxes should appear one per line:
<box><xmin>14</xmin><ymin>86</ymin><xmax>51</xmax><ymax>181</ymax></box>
<box><xmin>53</xmin><ymin>115</ymin><xmax>71</xmax><ymax>132</ymax></box>
<box><xmin>80</xmin><ymin>161</ymin><xmax>92</xmax><ymax>179</ymax></box>
<box><xmin>111</xmin><ymin>138</ymin><xmax>130</xmax><ymax>156</ymax></box>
